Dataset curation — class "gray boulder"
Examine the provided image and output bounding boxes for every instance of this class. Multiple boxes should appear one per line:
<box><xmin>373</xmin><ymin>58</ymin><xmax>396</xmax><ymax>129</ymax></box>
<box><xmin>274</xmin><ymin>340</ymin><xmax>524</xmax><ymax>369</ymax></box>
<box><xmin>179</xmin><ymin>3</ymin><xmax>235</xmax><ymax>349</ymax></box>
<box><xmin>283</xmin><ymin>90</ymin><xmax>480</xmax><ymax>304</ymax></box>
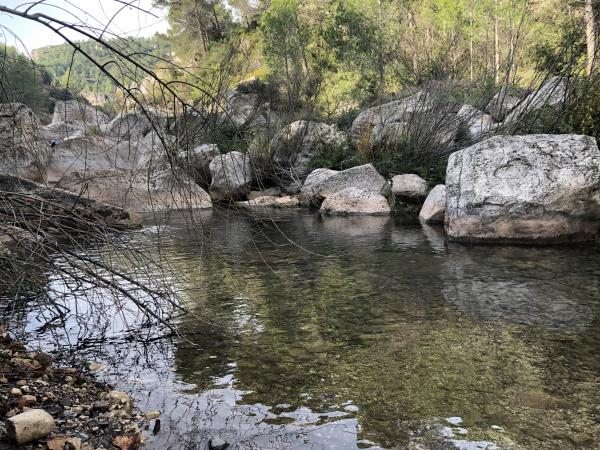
<box><xmin>0</xmin><ymin>103</ymin><xmax>51</xmax><ymax>181</ymax></box>
<box><xmin>60</xmin><ymin>169</ymin><xmax>212</xmax><ymax>212</ymax></box>
<box><xmin>52</xmin><ymin>100</ymin><xmax>108</xmax><ymax>126</ymax></box>
<box><xmin>178</xmin><ymin>143</ymin><xmax>220</xmax><ymax>188</ymax></box>
<box><xmin>300</xmin><ymin>164</ymin><xmax>388</xmax><ymax>200</ymax></box>
<box><xmin>503</xmin><ymin>77</ymin><xmax>569</xmax><ymax>124</ymax></box>
<box><xmin>271</xmin><ymin>120</ymin><xmax>347</xmax><ymax>177</ymax></box>
<box><xmin>105</xmin><ymin>110</ymin><xmax>166</xmax><ymax>140</ymax></box>
<box><xmin>457</xmin><ymin>104</ymin><xmax>495</xmax><ymax>142</ymax></box>
<box><xmin>351</xmin><ymin>91</ymin><xmax>434</xmax><ymax>142</ymax></box>
<box><xmin>320</xmin><ymin>187</ymin><xmax>390</xmax><ymax>216</ymax></box>
<box><xmin>419</xmin><ymin>184</ymin><xmax>446</xmax><ymax>224</ymax></box>
<box><xmin>391</xmin><ymin>174</ymin><xmax>429</xmax><ymax>202</ymax></box>
<box><xmin>209</xmin><ymin>151</ymin><xmax>252</xmax><ymax>201</ymax></box>
<box><xmin>446</xmin><ymin>134</ymin><xmax>600</xmax><ymax>243</ymax></box>
<box><xmin>486</xmin><ymin>87</ymin><xmax>520</xmax><ymax>121</ymax></box>
<box><xmin>369</xmin><ymin>113</ymin><xmax>459</xmax><ymax>151</ymax></box>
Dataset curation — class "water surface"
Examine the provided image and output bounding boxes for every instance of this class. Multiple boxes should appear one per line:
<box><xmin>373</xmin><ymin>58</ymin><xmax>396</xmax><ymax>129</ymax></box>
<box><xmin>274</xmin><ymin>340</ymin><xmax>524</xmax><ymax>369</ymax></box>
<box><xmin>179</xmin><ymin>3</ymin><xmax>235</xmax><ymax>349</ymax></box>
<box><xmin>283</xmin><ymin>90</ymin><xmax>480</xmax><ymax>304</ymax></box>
<box><xmin>20</xmin><ymin>210</ymin><xmax>600</xmax><ymax>449</ymax></box>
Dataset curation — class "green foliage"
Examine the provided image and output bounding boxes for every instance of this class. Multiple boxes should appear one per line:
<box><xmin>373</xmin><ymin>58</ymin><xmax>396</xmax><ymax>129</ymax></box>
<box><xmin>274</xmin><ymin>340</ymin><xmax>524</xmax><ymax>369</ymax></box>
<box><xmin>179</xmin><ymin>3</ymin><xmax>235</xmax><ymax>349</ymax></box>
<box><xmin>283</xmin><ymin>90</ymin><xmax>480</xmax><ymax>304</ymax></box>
<box><xmin>33</xmin><ymin>35</ymin><xmax>173</xmax><ymax>99</ymax></box>
<box><xmin>0</xmin><ymin>46</ymin><xmax>51</xmax><ymax>114</ymax></box>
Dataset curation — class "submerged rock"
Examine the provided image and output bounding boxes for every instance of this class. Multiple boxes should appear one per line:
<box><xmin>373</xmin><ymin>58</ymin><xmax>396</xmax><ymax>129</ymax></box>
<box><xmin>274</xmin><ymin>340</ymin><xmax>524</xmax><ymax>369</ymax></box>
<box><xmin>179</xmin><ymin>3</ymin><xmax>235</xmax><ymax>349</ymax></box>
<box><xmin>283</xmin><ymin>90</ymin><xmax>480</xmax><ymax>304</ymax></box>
<box><xmin>419</xmin><ymin>185</ymin><xmax>446</xmax><ymax>224</ymax></box>
<box><xmin>446</xmin><ymin>134</ymin><xmax>600</xmax><ymax>243</ymax></box>
<box><xmin>320</xmin><ymin>187</ymin><xmax>390</xmax><ymax>216</ymax></box>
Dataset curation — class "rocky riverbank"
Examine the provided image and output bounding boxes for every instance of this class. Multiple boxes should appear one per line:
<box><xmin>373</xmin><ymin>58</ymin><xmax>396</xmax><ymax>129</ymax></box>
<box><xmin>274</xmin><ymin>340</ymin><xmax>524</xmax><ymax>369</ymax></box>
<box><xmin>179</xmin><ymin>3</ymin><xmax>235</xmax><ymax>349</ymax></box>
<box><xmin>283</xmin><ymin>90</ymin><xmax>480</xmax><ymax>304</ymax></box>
<box><xmin>0</xmin><ymin>326</ymin><xmax>158</xmax><ymax>449</ymax></box>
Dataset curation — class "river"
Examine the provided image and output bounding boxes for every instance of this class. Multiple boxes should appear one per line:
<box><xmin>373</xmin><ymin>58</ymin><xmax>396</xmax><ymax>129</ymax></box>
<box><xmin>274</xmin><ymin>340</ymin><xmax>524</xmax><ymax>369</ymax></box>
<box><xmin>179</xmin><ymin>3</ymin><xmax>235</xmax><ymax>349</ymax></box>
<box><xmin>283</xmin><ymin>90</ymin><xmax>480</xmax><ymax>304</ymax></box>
<box><xmin>15</xmin><ymin>209</ymin><xmax>600</xmax><ymax>449</ymax></box>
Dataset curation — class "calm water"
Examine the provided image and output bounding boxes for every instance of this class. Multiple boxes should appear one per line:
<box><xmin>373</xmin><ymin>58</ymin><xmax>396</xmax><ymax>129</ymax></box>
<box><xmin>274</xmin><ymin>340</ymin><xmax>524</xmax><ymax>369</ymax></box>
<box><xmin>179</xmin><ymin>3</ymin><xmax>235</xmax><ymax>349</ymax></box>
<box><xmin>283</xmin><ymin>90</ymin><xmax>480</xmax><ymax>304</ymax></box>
<box><xmin>17</xmin><ymin>210</ymin><xmax>600</xmax><ymax>449</ymax></box>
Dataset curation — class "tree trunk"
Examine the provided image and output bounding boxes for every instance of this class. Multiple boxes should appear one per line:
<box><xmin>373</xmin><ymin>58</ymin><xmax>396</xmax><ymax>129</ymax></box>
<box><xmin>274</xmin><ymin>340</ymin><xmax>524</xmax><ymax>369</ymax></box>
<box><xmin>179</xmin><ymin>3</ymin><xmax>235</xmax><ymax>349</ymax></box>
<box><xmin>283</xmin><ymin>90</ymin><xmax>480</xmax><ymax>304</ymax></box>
<box><xmin>586</xmin><ymin>0</ymin><xmax>596</xmax><ymax>76</ymax></box>
<box><xmin>494</xmin><ymin>0</ymin><xmax>500</xmax><ymax>84</ymax></box>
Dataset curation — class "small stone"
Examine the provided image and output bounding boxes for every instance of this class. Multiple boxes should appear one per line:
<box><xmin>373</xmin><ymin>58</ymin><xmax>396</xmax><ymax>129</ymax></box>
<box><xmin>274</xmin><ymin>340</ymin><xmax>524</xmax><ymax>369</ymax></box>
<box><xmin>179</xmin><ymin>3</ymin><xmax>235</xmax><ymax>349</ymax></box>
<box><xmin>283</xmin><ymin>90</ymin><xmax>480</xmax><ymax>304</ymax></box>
<box><xmin>17</xmin><ymin>395</ymin><xmax>37</xmax><ymax>407</ymax></box>
<box><xmin>16</xmin><ymin>380</ymin><xmax>27</xmax><ymax>386</ymax></box>
<box><xmin>145</xmin><ymin>410</ymin><xmax>160</xmax><ymax>420</ymax></box>
<box><xmin>20</xmin><ymin>385</ymin><xmax>30</xmax><ymax>393</ymax></box>
<box><xmin>92</xmin><ymin>400</ymin><xmax>110</xmax><ymax>412</ymax></box>
<box><xmin>6</xmin><ymin>409</ymin><xmax>55</xmax><ymax>444</ymax></box>
<box><xmin>446</xmin><ymin>416</ymin><xmax>462</xmax><ymax>425</ymax></box>
<box><xmin>10</xmin><ymin>388</ymin><xmax>22</xmax><ymax>396</ymax></box>
<box><xmin>0</xmin><ymin>377</ymin><xmax>7</xmax><ymax>384</ymax></box>
<box><xmin>209</xmin><ymin>437</ymin><xmax>230</xmax><ymax>450</ymax></box>
<box><xmin>65</xmin><ymin>375</ymin><xmax>75</xmax><ymax>385</ymax></box>
<box><xmin>87</xmin><ymin>362</ymin><xmax>104</xmax><ymax>372</ymax></box>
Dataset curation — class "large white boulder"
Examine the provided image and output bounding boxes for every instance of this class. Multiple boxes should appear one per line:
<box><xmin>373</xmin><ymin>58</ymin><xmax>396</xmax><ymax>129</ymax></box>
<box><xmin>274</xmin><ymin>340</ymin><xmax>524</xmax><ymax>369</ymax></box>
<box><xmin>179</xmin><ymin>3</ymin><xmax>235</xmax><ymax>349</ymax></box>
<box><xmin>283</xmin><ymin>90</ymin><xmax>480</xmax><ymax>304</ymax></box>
<box><xmin>300</xmin><ymin>168</ymin><xmax>339</xmax><ymax>195</ymax></box>
<box><xmin>271</xmin><ymin>120</ymin><xmax>347</xmax><ymax>177</ymax></box>
<box><xmin>209</xmin><ymin>151</ymin><xmax>252</xmax><ymax>201</ymax></box>
<box><xmin>320</xmin><ymin>187</ymin><xmax>390</xmax><ymax>216</ymax></box>
<box><xmin>419</xmin><ymin>184</ymin><xmax>446</xmax><ymax>224</ymax></box>
<box><xmin>52</xmin><ymin>100</ymin><xmax>108</xmax><ymax>125</ymax></box>
<box><xmin>0</xmin><ymin>103</ymin><xmax>51</xmax><ymax>181</ymax></box>
<box><xmin>391</xmin><ymin>174</ymin><xmax>429</xmax><ymax>202</ymax></box>
<box><xmin>446</xmin><ymin>134</ymin><xmax>600</xmax><ymax>243</ymax></box>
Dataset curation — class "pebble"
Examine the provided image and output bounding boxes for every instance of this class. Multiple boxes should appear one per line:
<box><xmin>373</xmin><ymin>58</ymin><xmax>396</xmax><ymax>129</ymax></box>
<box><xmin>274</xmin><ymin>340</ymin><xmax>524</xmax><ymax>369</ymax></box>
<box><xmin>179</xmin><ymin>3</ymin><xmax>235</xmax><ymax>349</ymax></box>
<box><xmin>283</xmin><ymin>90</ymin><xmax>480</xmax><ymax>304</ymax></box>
<box><xmin>10</xmin><ymin>387</ymin><xmax>22</xmax><ymax>396</ymax></box>
<box><xmin>145</xmin><ymin>410</ymin><xmax>161</xmax><ymax>420</ymax></box>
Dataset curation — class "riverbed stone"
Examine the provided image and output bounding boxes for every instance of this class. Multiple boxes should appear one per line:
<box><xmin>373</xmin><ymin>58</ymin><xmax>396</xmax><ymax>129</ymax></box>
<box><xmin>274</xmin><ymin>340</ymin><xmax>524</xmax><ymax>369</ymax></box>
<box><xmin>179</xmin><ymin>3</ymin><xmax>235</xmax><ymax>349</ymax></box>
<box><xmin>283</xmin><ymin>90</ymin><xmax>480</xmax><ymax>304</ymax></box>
<box><xmin>320</xmin><ymin>187</ymin><xmax>391</xmax><ymax>216</ymax></box>
<box><xmin>6</xmin><ymin>409</ymin><xmax>55</xmax><ymax>444</ymax></box>
<box><xmin>446</xmin><ymin>134</ymin><xmax>600</xmax><ymax>243</ymax></box>
<box><xmin>391</xmin><ymin>174</ymin><xmax>429</xmax><ymax>202</ymax></box>
<box><xmin>419</xmin><ymin>185</ymin><xmax>446</xmax><ymax>224</ymax></box>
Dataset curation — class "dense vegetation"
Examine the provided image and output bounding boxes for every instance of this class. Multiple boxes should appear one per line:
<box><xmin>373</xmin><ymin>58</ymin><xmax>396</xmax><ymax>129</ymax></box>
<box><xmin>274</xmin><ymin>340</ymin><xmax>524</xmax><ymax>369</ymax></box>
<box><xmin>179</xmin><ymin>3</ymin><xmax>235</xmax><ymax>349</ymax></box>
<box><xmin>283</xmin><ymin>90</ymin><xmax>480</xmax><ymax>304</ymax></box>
<box><xmin>0</xmin><ymin>46</ymin><xmax>51</xmax><ymax>115</ymax></box>
<box><xmin>33</xmin><ymin>35</ymin><xmax>174</xmax><ymax>109</ymax></box>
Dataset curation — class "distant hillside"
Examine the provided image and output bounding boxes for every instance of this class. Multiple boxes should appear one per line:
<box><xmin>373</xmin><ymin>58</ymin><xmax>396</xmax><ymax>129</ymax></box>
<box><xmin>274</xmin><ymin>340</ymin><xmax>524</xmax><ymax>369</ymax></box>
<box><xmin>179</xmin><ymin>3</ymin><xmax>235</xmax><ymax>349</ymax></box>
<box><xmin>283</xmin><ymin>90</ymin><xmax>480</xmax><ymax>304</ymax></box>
<box><xmin>33</xmin><ymin>34</ymin><xmax>174</xmax><ymax>104</ymax></box>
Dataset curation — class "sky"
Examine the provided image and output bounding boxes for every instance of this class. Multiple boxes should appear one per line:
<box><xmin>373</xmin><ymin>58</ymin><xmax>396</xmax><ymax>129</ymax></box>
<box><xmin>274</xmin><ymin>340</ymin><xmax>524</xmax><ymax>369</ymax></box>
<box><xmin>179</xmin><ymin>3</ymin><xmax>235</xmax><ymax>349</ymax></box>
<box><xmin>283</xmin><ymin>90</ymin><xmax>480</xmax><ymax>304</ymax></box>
<box><xmin>0</xmin><ymin>0</ymin><xmax>169</xmax><ymax>55</ymax></box>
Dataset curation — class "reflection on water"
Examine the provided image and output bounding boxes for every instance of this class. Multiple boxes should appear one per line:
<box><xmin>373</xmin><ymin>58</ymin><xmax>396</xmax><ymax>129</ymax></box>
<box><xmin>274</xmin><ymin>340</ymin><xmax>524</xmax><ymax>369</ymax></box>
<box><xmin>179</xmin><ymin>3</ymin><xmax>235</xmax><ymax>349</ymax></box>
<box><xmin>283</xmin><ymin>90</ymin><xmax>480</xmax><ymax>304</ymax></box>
<box><xmin>18</xmin><ymin>210</ymin><xmax>600</xmax><ymax>449</ymax></box>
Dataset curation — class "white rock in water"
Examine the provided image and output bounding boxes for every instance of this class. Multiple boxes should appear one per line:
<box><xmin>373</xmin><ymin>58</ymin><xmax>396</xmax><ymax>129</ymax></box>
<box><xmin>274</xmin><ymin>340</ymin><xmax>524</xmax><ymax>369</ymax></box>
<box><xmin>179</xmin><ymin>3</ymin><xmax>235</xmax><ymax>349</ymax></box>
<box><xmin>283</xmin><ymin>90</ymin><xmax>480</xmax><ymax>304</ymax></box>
<box><xmin>419</xmin><ymin>185</ymin><xmax>446</xmax><ymax>224</ymax></box>
<box><xmin>320</xmin><ymin>187</ymin><xmax>391</xmax><ymax>216</ymax></box>
<box><xmin>303</xmin><ymin>164</ymin><xmax>389</xmax><ymax>199</ymax></box>
<box><xmin>6</xmin><ymin>409</ymin><xmax>55</xmax><ymax>444</ymax></box>
<box><xmin>391</xmin><ymin>174</ymin><xmax>429</xmax><ymax>202</ymax></box>
<box><xmin>446</xmin><ymin>134</ymin><xmax>600</xmax><ymax>243</ymax></box>
<box><xmin>209</xmin><ymin>151</ymin><xmax>252</xmax><ymax>201</ymax></box>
